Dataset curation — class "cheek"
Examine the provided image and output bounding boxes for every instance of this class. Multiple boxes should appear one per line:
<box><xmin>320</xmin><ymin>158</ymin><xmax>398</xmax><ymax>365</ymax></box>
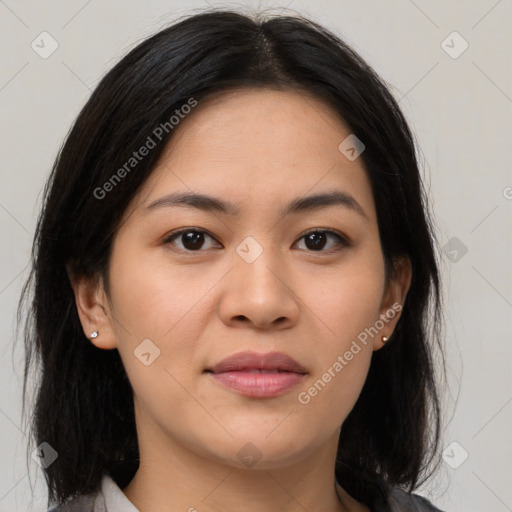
<box><xmin>302</xmin><ymin>253</ymin><xmax>385</xmax><ymax>350</ymax></box>
<box><xmin>106</xmin><ymin>241</ymin><xmax>221</xmax><ymax>390</ymax></box>
<box><xmin>107</xmin><ymin>240</ymin><xmax>215</xmax><ymax>338</ymax></box>
<box><xmin>295</xmin><ymin>297</ymin><xmax>376</xmax><ymax>431</ymax></box>
<box><xmin>293</xmin><ymin>254</ymin><xmax>384</xmax><ymax>419</ymax></box>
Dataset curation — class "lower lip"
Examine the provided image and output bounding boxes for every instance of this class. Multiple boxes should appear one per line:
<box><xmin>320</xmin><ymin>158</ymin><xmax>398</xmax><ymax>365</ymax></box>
<box><xmin>209</xmin><ymin>371</ymin><xmax>305</xmax><ymax>398</ymax></box>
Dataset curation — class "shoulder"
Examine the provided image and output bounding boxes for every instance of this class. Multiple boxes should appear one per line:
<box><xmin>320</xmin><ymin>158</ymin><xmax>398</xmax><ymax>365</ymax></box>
<box><xmin>386</xmin><ymin>486</ymin><xmax>445</xmax><ymax>512</ymax></box>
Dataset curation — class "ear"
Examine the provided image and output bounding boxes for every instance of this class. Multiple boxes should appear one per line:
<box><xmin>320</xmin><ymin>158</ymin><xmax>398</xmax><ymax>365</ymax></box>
<box><xmin>67</xmin><ymin>268</ymin><xmax>118</xmax><ymax>350</ymax></box>
<box><xmin>373</xmin><ymin>256</ymin><xmax>412</xmax><ymax>351</ymax></box>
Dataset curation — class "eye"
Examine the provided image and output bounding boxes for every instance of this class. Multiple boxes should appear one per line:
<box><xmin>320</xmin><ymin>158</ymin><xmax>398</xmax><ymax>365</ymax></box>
<box><xmin>163</xmin><ymin>228</ymin><xmax>220</xmax><ymax>252</ymax></box>
<box><xmin>163</xmin><ymin>228</ymin><xmax>349</xmax><ymax>254</ymax></box>
<box><xmin>294</xmin><ymin>229</ymin><xmax>350</xmax><ymax>253</ymax></box>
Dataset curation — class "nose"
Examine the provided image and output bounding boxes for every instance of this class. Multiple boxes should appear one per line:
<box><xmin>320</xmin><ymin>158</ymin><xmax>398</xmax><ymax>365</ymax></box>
<box><xmin>218</xmin><ymin>243</ymin><xmax>300</xmax><ymax>331</ymax></box>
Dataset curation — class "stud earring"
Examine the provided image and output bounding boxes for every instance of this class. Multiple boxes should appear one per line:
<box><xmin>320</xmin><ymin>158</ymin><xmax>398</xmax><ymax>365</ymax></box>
<box><xmin>382</xmin><ymin>336</ymin><xmax>389</xmax><ymax>343</ymax></box>
<box><xmin>90</xmin><ymin>331</ymin><xmax>99</xmax><ymax>339</ymax></box>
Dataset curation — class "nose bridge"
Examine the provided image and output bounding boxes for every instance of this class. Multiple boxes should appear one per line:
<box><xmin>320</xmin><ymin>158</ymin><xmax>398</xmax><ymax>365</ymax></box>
<box><xmin>219</xmin><ymin>233</ymin><xmax>299</xmax><ymax>329</ymax></box>
<box><xmin>233</xmin><ymin>234</ymin><xmax>285</xmax><ymax>296</ymax></box>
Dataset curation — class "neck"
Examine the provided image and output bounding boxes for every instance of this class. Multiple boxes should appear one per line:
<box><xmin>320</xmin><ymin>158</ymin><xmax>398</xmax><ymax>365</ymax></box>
<box><xmin>122</xmin><ymin>426</ymin><xmax>356</xmax><ymax>511</ymax></box>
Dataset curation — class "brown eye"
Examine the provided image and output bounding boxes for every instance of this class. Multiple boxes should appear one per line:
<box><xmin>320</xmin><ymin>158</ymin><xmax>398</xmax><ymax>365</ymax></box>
<box><xmin>295</xmin><ymin>230</ymin><xmax>349</xmax><ymax>253</ymax></box>
<box><xmin>163</xmin><ymin>229</ymin><xmax>219</xmax><ymax>252</ymax></box>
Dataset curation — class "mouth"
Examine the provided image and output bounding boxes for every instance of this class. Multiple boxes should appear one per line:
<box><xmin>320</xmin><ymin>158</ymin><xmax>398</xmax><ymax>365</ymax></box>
<box><xmin>204</xmin><ymin>351</ymin><xmax>307</xmax><ymax>398</ymax></box>
<box><xmin>204</xmin><ymin>368</ymin><xmax>303</xmax><ymax>374</ymax></box>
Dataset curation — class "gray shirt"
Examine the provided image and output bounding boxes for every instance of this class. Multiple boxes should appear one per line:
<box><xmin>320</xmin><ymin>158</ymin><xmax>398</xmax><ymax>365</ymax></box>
<box><xmin>46</xmin><ymin>474</ymin><xmax>444</xmax><ymax>511</ymax></box>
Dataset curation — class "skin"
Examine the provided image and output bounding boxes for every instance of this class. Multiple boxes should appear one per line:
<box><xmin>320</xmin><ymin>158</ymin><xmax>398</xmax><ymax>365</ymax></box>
<box><xmin>71</xmin><ymin>88</ymin><xmax>411</xmax><ymax>512</ymax></box>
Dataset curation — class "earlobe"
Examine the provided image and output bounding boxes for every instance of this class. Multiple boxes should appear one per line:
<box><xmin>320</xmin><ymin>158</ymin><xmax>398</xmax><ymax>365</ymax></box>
<box><xmin>67</xmin><ymin>269</ymin><xmax>118</xmax><ymax>350</ymax></box>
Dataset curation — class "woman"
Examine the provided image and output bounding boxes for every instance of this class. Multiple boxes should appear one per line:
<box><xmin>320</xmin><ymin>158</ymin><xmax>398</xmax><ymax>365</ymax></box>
<box><xmin>20</xmin><ymin>8</ymin><xmax>446</xmax><ymax>512</ymax></box>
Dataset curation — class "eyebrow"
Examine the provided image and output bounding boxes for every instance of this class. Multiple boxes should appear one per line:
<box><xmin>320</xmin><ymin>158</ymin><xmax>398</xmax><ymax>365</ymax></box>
<box><xmin>144</xmin><ymin>190</ymin><xmax>368</xmax><ymax>220</ymax></box>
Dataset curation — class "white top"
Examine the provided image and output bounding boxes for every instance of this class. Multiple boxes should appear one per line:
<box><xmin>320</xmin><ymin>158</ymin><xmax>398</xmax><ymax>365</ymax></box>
<box><xmin>102</xmin><ymin>474</ymin><xmax>139</xmax><ymax>511</ymax></box>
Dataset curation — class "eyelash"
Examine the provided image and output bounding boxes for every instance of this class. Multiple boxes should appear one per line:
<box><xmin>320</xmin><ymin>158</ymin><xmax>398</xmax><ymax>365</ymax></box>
<box><xmin>162</xmin><ymin>228</ymin><xmax>350</xmax><ymax>254</ymax></box>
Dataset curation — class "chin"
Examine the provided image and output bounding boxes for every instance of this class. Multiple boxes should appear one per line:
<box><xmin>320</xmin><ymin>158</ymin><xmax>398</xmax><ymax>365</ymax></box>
<box><xmin>205</xmin><ymin>434</ymin><xmax>315</xmax><ymax>471</ymax></box>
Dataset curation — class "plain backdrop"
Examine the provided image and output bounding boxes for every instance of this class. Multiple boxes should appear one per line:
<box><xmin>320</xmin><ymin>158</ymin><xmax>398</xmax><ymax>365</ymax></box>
<box><xmin>1</xmin><ymin>1</ymin><xmax>511</xmax><ymax>511</ymax></box>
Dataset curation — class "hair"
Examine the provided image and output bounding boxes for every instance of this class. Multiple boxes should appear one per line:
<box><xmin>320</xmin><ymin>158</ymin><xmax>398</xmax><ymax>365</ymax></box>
<box><xmin>19</xmin><ymin>7</ymin><xmax>445</xmax><ymax>510</ymax></box>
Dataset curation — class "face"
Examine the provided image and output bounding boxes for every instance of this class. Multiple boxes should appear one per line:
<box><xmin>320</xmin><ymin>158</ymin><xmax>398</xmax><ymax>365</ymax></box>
<box><xmin>74</xmin><ymin>88</ymin><xmax>410</xmax><ymax>471</ymax></box>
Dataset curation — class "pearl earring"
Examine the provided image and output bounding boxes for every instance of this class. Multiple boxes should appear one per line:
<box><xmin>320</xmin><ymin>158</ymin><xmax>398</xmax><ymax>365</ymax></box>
<box><xmin>382</xmin><ymin>336</ymin><xmax>389</xmax><ymax>343</ymax></box>
<box><xmin>90</xmin><ymin>331</ymin><xmax>99</xmax><ymax>339</ymax></box>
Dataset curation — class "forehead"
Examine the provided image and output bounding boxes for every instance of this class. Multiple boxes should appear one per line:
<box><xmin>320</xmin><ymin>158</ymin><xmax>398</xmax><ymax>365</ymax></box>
<box><xmin>127</xmin><ymin>88</ymin><xmax>377</xmax><ymax>224</ymax></box>
<box><xmin>167</xmin><ymin>87</ymin><xmax>351</xmax><ymax>160</ymax></box>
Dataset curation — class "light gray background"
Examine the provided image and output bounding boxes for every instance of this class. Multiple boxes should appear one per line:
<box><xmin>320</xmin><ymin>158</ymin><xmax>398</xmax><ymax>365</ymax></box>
<box><xmin>1</xmin><ymin>1</ymin><xmax>511</xmax><ymax>511</ymax></box>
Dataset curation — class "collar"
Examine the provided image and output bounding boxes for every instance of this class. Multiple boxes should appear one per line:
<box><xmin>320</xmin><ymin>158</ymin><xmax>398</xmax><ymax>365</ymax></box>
<box><xmin>101</xmin><ymin>474</ymin><xmax>139</xmax><ymax>512</ymax></box>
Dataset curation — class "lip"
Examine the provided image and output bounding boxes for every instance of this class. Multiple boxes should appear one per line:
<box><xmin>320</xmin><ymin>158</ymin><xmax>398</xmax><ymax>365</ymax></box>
<box><xmin>205</xmin><ymin>351</ymin><xmax>307</xmax><ymax>398</ymax></box>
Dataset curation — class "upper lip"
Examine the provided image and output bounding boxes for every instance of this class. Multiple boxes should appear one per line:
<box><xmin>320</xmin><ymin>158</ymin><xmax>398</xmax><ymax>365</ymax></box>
<box><xmin>207</xmin><ymin>351</ymin><xmax>307</xmax><ymax>374</ymax></box>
